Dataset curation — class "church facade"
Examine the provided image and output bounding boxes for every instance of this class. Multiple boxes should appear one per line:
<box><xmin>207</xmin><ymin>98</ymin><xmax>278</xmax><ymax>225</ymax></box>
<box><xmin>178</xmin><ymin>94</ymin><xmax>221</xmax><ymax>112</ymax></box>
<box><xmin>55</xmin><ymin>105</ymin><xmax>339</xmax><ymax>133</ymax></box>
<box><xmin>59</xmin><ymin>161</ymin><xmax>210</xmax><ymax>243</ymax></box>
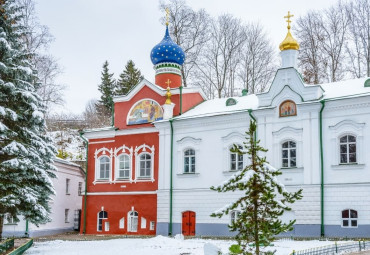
<box><xmin>81</xmin><ymin>15</ymin><xmax>370</xmax><ymax>237</ymax></box>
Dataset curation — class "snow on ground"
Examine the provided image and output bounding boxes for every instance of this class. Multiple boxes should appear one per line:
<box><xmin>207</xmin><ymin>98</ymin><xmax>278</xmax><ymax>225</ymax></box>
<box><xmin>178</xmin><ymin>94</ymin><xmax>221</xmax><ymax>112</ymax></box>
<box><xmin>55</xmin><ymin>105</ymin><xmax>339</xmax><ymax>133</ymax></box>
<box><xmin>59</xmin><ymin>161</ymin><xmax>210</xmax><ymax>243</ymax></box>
<box><xmin>24</xmin><ymin>236</ymin><xmax>351</xmax><ymax>255</ymax></box>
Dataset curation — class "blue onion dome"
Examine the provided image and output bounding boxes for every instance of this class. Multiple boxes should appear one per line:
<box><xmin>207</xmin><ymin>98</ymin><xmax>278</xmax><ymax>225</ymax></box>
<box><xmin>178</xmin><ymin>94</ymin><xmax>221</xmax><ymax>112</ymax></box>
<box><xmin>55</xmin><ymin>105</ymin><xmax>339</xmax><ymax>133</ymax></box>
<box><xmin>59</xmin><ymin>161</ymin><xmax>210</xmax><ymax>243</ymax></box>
<box><xmin>150</xmin><ymin>26</ymin><xmax>185</xmax><ymax>66</ymax></box>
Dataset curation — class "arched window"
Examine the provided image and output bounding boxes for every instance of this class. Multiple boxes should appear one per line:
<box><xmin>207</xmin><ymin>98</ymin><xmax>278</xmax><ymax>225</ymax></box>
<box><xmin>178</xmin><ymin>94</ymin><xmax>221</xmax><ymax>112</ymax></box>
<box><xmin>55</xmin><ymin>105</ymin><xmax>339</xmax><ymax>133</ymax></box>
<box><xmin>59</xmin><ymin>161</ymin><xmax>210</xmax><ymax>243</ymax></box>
<box><xmin>340</xmin><ymin>135</ymin><xmax>356</xmax><ymax>164</ymax></box>
<box><xmin>230</xmin><ymin>210</ymin><xmax>240</xmax><ymax>224</ymax></box>
<box><xmin>282</xmin><ymin>141</ymin><xmax>296</xmax><ymax>168</ymax></box>
<box><xmin>128</xmin><ymin>211</ymin><xmax>138</xmax><ymax>232</ymax></box>
<box><xmin>184</xmin><ymin>149</ymin><xmax>195</xmax><ymax>173</ymax></box>
<box><xmin>97</xmin><ymin>210</ymin><xmax>108</xmax><ymax>231</ymax></box>
<box><xmin>139</xmin><ymin>153</ymin><xmax>151</xmax><ymax>178</ymax></box>
<box><xmin>117</xmin><ymin>154</ymin><xmax>130</xmax><ymax>179</ymax></box>
<box><xmin>99</xmin><ymin>156</ymin><xmax>110</xmax><ymax>179</ymax></box>
<box><xmin>230</xmin><ymin>145</ymin><xmax>243</xmax><ymax>171</ymax></box>
<box><xmin>342</xmin><ymin>209</ymin><xmax>357</xmax><ymax>228</ymax></box>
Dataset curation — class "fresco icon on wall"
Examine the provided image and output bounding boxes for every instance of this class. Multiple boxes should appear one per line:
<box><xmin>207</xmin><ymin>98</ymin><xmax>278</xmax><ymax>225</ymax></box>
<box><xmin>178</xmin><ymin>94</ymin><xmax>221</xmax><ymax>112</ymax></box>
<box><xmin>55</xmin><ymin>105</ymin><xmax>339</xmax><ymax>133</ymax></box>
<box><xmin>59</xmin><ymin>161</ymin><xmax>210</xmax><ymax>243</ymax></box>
<box><xmin>127</xmin><ymin>99</ymin><xmax>163</xmax><ymax>125</ymax></box>
<box><xmin>279</xmin><ymin>100</ymin><xmax>297</xmax><ymax>117</ymax></box>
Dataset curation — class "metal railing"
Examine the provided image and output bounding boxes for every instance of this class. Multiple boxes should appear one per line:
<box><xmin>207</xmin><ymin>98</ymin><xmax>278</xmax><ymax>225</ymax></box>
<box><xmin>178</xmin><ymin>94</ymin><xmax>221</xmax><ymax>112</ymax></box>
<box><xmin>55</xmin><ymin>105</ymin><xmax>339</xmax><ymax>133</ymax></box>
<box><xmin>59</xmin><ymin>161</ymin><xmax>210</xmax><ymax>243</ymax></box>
<box><xmin>8</xmin><ymin>239</ymin><xmax>33</xmax><ymax>255</ymax></box>
<box><xmin>0</xmin><ymin>238</ymin><xmax>14</xmax><ymax>254</ymax></box>
<box><xmin>292</xmin><ymin>240</ymin><xmax>370</xmax><ymax>255</ymax></box>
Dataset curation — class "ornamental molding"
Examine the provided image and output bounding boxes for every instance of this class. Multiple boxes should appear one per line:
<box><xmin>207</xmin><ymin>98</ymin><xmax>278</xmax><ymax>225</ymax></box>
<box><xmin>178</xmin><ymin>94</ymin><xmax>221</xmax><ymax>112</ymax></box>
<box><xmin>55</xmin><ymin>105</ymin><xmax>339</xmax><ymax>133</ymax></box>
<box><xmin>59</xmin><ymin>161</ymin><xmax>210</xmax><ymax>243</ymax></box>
<box><xmin>324</xmin><ymin>101</ymin><xmax>370</xmax><ymax>112</ymax></box>
<box><xmin>134</xmin><ymin>144</ymin><xmax>155</xmax><ymax>154</ymax></box>
<box><xmin>329</xmin><ymin>119</ymin><xmax>365</xmax><ymax>132</ymax></box>
<box><xmin>114</xmin><ymin>145</ymin><xmax>133</xmax><ymax>156</ymax></box>
<box><xmin>94</xmin><ymin>147</ymin><xmax>113</xmax><ymax>158</ymax></box>
<box><xmin>176</xmin><ymin>136</ymin><xmax>202</xmax><ymax>145</ymax></box>
<box><xmin>155</xmin><ymin>67</ymin><xmax>182</xmax><ymax>76</ymax></box>
<box><xmin>221</xmin><ymin>132</ymin><xmax>245</xmax><ymax>142</ymax></box>
<box><xmin>272</xmin><ymin>126</ymin><xmax>303</xmax><ymax>137</ymax></box>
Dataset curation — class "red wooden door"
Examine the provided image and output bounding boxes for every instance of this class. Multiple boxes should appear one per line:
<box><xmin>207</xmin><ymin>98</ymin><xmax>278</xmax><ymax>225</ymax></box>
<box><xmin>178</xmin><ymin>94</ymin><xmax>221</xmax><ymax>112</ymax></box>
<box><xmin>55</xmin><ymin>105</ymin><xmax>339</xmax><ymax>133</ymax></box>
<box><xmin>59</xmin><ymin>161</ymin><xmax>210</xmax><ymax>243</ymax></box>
<box><xmin>182</xmin><ymin>211</ymin><xmax>196</xmax><ymax>236</ymax></box>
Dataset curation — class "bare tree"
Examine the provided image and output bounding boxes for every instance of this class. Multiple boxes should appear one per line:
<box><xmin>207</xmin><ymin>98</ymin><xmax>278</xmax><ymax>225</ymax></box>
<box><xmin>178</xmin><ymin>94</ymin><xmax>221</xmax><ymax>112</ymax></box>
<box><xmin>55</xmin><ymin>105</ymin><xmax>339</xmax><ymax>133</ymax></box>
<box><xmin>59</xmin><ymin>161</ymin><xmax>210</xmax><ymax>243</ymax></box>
<box><xmin>16</xmin><ymin>0</ymin><xmax>65</xmax><ymax>110</ymax></box>
<box><xmin>196</xmin><ymin>14</ymin><xmax>247</xmax><ymax>98</ymax></box>
<box><xmin>346</xmin><ymin>0</ymin><xmax>370</xmax><ymax>78</ymax></box>
<box><xmin>159</xmin><ymin>0</ymin><xmax>210</xmax><ymax>87</ymax></box>
<box><xmin>83</xmin><ymin>99</ymin><xmax>111</xmax><ymax>129</ymax></box>
<box><xmin>295</xmin><ymin>11</ymin><xmax>326</xmax><ymax>84</ymax></box>
<box><xmin>237</xmin><ymin>23</ymin><xmax>277</xmax><ymax>94</ymax></box>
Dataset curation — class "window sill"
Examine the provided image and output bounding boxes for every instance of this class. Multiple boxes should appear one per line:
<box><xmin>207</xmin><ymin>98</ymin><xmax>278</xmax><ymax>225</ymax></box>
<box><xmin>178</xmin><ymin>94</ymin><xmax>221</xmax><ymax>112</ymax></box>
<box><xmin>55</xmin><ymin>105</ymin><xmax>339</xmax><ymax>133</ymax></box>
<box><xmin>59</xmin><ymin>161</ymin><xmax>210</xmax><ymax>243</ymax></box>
<box><xmin>4</xmin><ymin>223</ymin><xmax>17</xmax><ymax>226</ymax></box>
<box><xmin>177</xmin><ymin>173</ymin><xmax>200</xmax><ymax>177</ymax></box>
<box><xmin>222</xmin><ymin>170</ymin><xmax>241</xmax><ymax>175</ymax></box>
<box><xmin>331</xmin><ymin>164</ymin><xmax>365</xmax><ymax>170</ymax></box>
<box><xmin>280</xmin><ymin>167</ymin><xmax>304</xmax><ymax>173</ymax></box>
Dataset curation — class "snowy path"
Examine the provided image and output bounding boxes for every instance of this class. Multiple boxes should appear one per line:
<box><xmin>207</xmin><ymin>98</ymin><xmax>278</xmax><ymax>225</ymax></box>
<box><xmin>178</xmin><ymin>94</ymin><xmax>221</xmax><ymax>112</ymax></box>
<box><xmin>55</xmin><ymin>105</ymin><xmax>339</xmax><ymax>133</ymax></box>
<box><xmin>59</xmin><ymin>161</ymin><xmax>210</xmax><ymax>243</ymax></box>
<box><xmin>24</xmin><ymin>236</ymin><xmax>349</xmax><ymax>255</ymax></box>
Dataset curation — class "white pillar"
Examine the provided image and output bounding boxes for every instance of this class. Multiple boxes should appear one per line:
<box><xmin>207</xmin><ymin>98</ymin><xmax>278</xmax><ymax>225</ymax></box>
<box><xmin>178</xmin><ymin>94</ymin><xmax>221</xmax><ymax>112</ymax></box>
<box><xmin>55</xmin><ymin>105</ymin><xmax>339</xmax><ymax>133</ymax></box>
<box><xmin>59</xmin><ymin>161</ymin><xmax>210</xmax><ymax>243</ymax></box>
<box><xmin>163</xmin><ymin>103</ymin><xmax>175</xmax><ymax>120</ymax></box>
<box><xmin>280</xmin><ymin>49</ymin><xmax>298</xmax><ymax>69</ymax></box>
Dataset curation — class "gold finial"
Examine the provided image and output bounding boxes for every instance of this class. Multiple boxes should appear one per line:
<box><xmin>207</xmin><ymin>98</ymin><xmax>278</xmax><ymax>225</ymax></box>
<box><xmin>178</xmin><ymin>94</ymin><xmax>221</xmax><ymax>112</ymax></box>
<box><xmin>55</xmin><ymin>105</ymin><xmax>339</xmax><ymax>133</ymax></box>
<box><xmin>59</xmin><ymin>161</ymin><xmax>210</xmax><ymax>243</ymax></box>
<box><xmin>165</xmin><ymin>86</ymin><xmax>172</xmax><ymax>104</ymax></box>
<box><xmin>165</xmin><ymin>7</ymin><xmax>170</xmax><ymax>26</ymax></box>
<box><xmin>284</xmin><ymin>11</ymin><xmax>294</xmax><ymax>30</ymax></box>
<box><xmin>279</xmin><ymin>11</ymin><xmax>300</xmax><ymax>51</ymax></box>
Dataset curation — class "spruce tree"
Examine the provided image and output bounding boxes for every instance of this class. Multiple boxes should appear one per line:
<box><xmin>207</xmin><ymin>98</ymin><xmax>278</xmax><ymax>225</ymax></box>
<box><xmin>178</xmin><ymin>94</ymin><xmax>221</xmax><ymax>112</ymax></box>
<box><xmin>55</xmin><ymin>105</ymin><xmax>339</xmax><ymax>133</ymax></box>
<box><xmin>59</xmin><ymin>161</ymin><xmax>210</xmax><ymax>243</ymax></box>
<box><xmin>115</xmin><ymin>60</ymin><xmax>143</xmax><ymax>95</ymax></box>
<box><xmin>98</xmin><ymin>60</ymin><xmax>115</xmax><ymax>114</ymax></box>
<box><xmin>211</xmin><ymin>121</ymin><xmax>302</xmax><ymax>255</ymax></box>
<box><xmin>0</xmin><ymin>0</ymin><xmax>56</xmax><ymax>238</ymax></box>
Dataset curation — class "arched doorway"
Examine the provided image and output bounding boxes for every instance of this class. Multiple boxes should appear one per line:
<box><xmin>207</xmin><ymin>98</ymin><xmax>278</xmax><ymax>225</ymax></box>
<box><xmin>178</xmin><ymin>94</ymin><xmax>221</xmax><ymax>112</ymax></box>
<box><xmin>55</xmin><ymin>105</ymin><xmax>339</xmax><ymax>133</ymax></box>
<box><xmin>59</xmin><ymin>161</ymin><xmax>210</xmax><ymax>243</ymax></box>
<box><xmin>182</xmin><ymin>211</ymin><xmax>196</xmax><ymax>236</ymax></box>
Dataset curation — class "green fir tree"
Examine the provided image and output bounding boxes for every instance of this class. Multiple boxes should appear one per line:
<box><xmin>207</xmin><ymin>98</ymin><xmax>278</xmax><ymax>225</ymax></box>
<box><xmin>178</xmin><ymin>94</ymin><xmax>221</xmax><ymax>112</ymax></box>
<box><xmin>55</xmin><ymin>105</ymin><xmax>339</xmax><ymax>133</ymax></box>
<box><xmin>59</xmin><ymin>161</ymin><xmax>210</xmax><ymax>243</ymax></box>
<box><xmin>98</xmin><ymin>60</ymin><xmax>115</xmax><ymax>115</ymax></box>
<box><xmin>0</xmin><ymin>0</ymin><xmax>57</xmax><ymax>238</ymax></box>
<box><xmin>115</xmin><ymin>60</ymin><xmax>143</xmax><ymax>95</ymax></box>
<box><xmin>211</xmin><ymin>121</ymin><xmax>302</xmax><ymax>255</ymax></box>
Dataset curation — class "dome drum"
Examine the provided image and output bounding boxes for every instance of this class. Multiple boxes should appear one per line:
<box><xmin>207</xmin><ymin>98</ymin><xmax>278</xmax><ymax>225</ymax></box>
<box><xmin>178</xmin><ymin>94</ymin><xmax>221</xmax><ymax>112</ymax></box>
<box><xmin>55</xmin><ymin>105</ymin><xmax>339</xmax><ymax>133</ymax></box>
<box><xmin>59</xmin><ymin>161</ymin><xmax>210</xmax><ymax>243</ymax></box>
<box><xmin>154</xmin><ymin>62</ymin><xmax>182</xmax><ymax>76</ymax></box>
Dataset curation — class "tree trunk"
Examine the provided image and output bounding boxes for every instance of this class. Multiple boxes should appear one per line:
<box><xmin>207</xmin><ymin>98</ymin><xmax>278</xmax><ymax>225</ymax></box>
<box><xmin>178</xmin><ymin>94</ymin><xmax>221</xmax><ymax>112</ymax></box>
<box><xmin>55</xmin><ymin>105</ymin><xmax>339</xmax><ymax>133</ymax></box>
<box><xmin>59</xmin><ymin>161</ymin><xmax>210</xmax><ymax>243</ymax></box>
<box><xmin>0</xmin><ymin>214</ymin><xmax>4</xmax><ymax>239</ymax></box>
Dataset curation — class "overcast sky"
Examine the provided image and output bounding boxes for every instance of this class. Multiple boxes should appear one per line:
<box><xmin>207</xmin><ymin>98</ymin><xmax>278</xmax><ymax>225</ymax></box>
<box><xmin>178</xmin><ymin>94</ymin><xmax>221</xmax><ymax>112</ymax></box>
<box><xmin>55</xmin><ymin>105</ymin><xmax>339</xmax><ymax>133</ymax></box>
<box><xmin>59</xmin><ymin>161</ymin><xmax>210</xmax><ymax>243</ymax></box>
<box><xmin>34</xmin><ymin>0</ymin><xmax>336</xmax><ymax>115</ymax></box>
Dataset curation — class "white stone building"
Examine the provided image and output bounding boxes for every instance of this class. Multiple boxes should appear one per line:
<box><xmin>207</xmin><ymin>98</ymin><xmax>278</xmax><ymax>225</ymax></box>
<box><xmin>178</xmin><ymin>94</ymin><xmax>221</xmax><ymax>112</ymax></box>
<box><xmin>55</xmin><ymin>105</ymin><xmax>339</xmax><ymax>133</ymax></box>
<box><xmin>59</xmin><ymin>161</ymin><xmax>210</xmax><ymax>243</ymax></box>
<box><xmin>3</xmin><ymin>158</ymin><xmax>85</xmax><ymax>237</ymax></box>
<box><xmin>155</xmin><ymin>22</ymin><xmax>370</xmax><ymax>237</ymax></box>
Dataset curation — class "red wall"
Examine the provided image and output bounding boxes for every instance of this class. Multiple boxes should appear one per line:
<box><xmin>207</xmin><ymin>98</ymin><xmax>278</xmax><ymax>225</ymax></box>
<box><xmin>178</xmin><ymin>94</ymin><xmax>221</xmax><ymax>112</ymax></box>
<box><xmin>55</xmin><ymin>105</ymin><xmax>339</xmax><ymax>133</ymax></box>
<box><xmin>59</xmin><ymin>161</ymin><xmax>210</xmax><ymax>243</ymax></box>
<box><xmin>155</xmin><ymin>73</ymin><xmax>182</xmax><ymax>89</ymax></box>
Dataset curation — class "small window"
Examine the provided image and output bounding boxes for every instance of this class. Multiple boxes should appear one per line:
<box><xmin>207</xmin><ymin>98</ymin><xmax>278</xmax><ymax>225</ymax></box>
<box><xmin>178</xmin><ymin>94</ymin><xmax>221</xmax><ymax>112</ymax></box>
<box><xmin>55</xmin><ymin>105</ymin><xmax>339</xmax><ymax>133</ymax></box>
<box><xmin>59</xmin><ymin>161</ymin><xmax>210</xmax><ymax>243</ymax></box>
<box><xmin>282</xmin><ymin>141</ymin><xmax>296</xmax><ymax>168</ymax></box>
<box><xmin>119</xmin><ymin>217</ymin><xmax>125</xmax><ymax>229</ymax></box>
<box><xmin>280</xmin><ymin>100</ymin><xmax>297</xmax><ymax>117</ymax></box>
<box><xmin>226</xmin><ymin>98</ymin><xmax>237</xmax><ymax>106</ymax></box>
<box><xmin>99</xmin><ymin>156</ymin><xmax>110</xmax><ymax>179</ymax></box>
<box><xmin>141</xmin><ymin>217</ymin><xmax>147</xmax><ymax>229</ymax></box>
<box><xmin>139</xmin><ymin>153</ymin><xmax>151</xmax><ymax>178</ymax></box>
<box><xmin>4</xmin><ymin>214</ymin><xmax>16</xmax><ymax>225</ymax></box>
<box><xmin>230</xmin><ymin>210</ymin><xmax>240</xmax><ymax>224</ymax></box>
<box><xmin>118</xmin><ymin>154</ymin><xmax>130</xmax><ymax>179</ymax></box>
<box><xmin>184</xmin><ymin>149</ymin><xmax>195</xmax><ymax>173</ymax></box>
<box><xmin>97</xmin><ymin>210</ymin><xmax>108</xmax><ymax>231</ymax></box>
<box><xmin>78</xmin><ymin>182</ymin><xmax>82</xmax><ymax>196</ymax></box>
<box><xmin>150</xmin><ymin>221</ymin><xmax>155</xmax><ymax>231</ymax></box>
<box><xmin>65</xmin><ymin>209</ymin><xmax>70</xmax><ymax>223</ymax></box>
<box><xmin>339</xmin><ymin>135</ymin><xmax>356</xmax><ymax>164</ymax></box>
<box><xmin>342</xmin><ymin>209</ymin><xmax>357</xmax><ymax>228</ymax></box>
<box><xmin>66</xmin><ymin>178</ymin><xmax>70</xmax><ymax>195</ymax></box>
<box><xmin>230</xmin><ymin>145</ymin><xmax>243</xmax><ymax>171</ymax></box>
<box><xmin>105</xmin><ymin>221</ymin><xmax>110</xmax><ymax>231</ymax></box>
<box><xmin>128</xmin><ymin>211</ymin><xmax>138</xmax><ymax>232</ymax></box>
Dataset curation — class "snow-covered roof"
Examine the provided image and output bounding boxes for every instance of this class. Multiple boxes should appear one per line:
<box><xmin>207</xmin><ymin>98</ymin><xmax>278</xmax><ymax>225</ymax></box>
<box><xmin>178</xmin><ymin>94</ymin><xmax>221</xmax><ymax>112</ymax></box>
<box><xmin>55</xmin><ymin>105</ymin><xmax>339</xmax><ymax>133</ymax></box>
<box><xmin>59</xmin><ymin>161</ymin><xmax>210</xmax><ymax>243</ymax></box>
<box><xmin>176</xmin><ymin>94</ymin><xmax>259</xmax><ymax>120</ymax></box>
<box><xmin>321</xmin><ymin>77</ymin><xmax>370</xmax><ymax>100</ymax></box>
<box><xmin>54</xmin><ymin>157</ymin><xmax>81</xmax><ymax>168</ymax></box>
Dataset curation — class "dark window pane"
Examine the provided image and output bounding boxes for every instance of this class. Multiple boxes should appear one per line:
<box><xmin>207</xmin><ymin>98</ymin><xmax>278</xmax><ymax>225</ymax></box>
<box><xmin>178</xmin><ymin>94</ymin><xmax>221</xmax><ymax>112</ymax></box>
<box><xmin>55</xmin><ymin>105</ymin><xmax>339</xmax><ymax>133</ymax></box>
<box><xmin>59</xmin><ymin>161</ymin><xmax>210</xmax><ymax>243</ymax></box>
<box><xmin>290</xmin><ymin>158</ymin><xmax>296</xmax><ymax>167</ymax></box>
<box><xmin>340</xmin><ymin>154</ymin><xmax>347</xmax><ymax>163</ymax></box>
<box><xmin>351</xmin><ymin>220</ymin><xmax>357</xmax><ymax>227</ymax></box>
<box><xmin>350</xmin><ymin>210</ymin><xmax>358</xmax><ymax>218</ymax></box>
<box><xmin>349</xmin><ymin>144</ymin><xmax>356</xmax><ymax>153</ymax></box>
<box><xmin>290</xmin><ymin>149</ymin><xmax>296</xmax><ymax>158</ymax></box>
<box><xmin>282</xmin><ymin>142</ymin><xmax>288</xmax><ymax>148</ymax></box>
<box><xmin>340</xmin><ymin>136</ymin><xmax>347</xmax><ymax>143</ymax></box>
<box><xmin>191</xmin><ymin>157</ymin><xmax>195</xmax><ymax>164</ymax></box>
<box><xmin>191</xmin><ymin>165</ymin><xmax>195</xmax><ymax>173</ymax></box>
<box><xmin>282</xmin><ymin>159</ymin><xmax>288</xmax><ymax>167</ymax></box>
<box><xmin>289</xmin><ymin>141</ymin><xmax>296</xmax><ymax>148</ymax></box>
<box><xmin>185</xmin><ymin>150</ymin><xmax>189</xmax><ymax>156</ymax></box>
<box><xmin>103</xmin><ymin>211</ymin><xmax>107</xmax><ymax>218</ymax></box>
<box><xmin>140</xmin><ymin>168</ymin><xmax>145</xmax><ymax>176</ymax></box>
<box><xmin>349</xmin><ymin>153</ymin><xmax>356</xmax><ymax>163</ymax></box>
<box><xmin>343</xmin><ymin>220</ymin><xmax>349</xmax><ymax>227</ymax></box>
<box><xmin>184</xmin><ymin>157</ymin><xmax>189</xmax><ymax>164</ymax></box>
<box><xmin>238</xmin><ymin>154</ymin><xmax>243</xmax><ymax>162</ymax></box>
<box><xmin>140</xmin><ymin>161</ymin><xmax>145</xmax><ymax>168</ymax></box>
<box><xmin>340</xmin><ymin>145</ymin><xmax>347</xmax><ymax>153</ymax></box>
<box><xmin>238</xmin><ymin>161</ymin><xmax>243</xmax><ymax>170</ymax></box>
<box><xmin>146</xmin><ymin>168</ymin><xmax>150</xmax><ymax>176</ymax></box>
<box><xmin>146</xmin><ymin>161</ymin><xmax>151</xmax><ymax>168</ymax></box>
<box><xmin>231</xmin><ymin>154</ymin><xmax>236</xmax><ymax>161</ymax></box>
<box><xmin>282</xmin><ymin>150</ymin><xmax>288</xmax><ymax>158</ymax></box>
<box><xmin>184</xmin><ymin>165</ymin><xmax>189</xmax><ymax>173</ymax></box>
<box><xmin>342</xmin><ymin>210</ymin><xmax>349</xmax><ymax>218</ymax></box>
<box><xmin>231</xmin><ymin>163</ymin><xmax>236</xmax><ymax>170</ymax></box>
<box><xmin>348</xmin><ymin>135</ymin><xmax>356</xmax><ymax>142</ymax></box>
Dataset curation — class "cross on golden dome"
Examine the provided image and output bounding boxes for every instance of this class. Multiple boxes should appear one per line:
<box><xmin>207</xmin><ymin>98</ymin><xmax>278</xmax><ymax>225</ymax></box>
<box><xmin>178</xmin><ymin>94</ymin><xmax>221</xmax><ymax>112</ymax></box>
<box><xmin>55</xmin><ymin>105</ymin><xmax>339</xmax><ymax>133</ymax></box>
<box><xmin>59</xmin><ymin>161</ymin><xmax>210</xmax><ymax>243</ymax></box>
<box><xmin>165</xmin><ymin>7</ymin><xmax>170</xmax><ymax>26</ymax></box>
<box><xmin>284</xmin><ymin>11</ymin><xmax>294</xmax><ymax>30</ymax></box>
<box><xmin>279</xmin><ymin>11</ymin><xmax>299</xmax><ymax>51</ymax></box>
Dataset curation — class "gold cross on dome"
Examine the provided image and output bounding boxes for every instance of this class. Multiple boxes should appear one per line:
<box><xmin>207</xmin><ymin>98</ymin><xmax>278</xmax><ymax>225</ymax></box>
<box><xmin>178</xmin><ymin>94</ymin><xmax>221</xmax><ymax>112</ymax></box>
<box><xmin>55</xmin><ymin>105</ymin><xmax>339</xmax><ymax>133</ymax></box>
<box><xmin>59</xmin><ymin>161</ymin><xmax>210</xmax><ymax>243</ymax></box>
<box><xmin>165</xmin><ymin>7</ymin><xmax>170</xmax><ymax>26</ymax></box>
<box><xmin>165</xmin><ymin>79</ymin><xmax>171</xmax><ymax>86</ymax></box>
<box><xmin>284</xmin><ymin>11</ymin><xmax>294</xmax><ymax>30</ymax></box>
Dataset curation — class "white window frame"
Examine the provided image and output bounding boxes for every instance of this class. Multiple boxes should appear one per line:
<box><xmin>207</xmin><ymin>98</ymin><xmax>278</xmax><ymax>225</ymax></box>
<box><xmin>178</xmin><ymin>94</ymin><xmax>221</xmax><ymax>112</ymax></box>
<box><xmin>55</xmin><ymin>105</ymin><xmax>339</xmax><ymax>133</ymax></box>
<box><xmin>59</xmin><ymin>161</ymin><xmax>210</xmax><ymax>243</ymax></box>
<box><xmin>341</xmin><ymin>209</ymin><xmax>358</xmax><ymax>228</ymax></box>
<box><xmin>176</xmin><ymin>136</ymin><xmax>201</xmax><ymax>176</ymax></box>
<box><xmin>119</xmin><ymin>217</ymin><xmax>125</xmax><ymax>229</ymax></box>
<box><xmin>4</xmin><ymin>213</ymin><xmax>16</xmax><ymax>225</ymax></box>
<box><xmin>221</xmin><ymin>132</ymin><xmax>246</xmax><ymax>173</ymax></box>
<box><xmin>128</xmin><ymin>210</ymin><xmax>139</xmax><ymax>232</ymax></box>
<box><xmin>97</xmin><ymin>210</ymin><xmax>108</xmax><ymax>232</ymax></box>
<box><xmin>134</xmin><ymin>144</ymin><xmax>155</xmax><ymax>182</ymax></box>
<box><xmin>229</xmin><ymin>144</ymin><xmax>244</xmax><ymax>172</ymax></box>
<box><xmin>150</xmin><ymin>221</ymin><xmax>155</xmax><ymax>231</ymax></box>
<box><xmin>94</xmin><ymin>147</ymin><xmax>113</xmax><ymax>184</ymax></box>
<box><xmin>114</xmin><ymin>145</ymin><xmax>133</xmax><ymax>182</ymax></box>
<box><xmin>339</xmin><ymin>134</ymin><xmax>357</xmax><ymax>164</ymax></box>
<box><xmin>183</xmin><ymin>148</ymin><xmax>196</xmax><ymax>174</ymax></box>
<box><xmin>281</xmin><ymin>140</ymin><xmax>297</xmax><ymax>168</ymax></box>
<box><xmin>230</xmin><ymin>210</ymin><xmax>240</xmax><ymax>224</ymax></box>
<box><xmin>329</xmin><ymin>120</ymin><xmax>365</xmax><ymax>166</ymax></box>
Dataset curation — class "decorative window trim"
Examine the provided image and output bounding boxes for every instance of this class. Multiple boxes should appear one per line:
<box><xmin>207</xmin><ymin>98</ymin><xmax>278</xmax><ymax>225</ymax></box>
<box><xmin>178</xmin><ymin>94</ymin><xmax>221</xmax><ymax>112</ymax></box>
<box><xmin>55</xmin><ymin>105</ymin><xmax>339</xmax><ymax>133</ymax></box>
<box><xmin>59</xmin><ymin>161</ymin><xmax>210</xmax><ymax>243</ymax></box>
<box><xmin>94</xmin><ymin>148</ymin><xmax>113</xmax><ymax>184</ymax></box>
<box><xmin>114</xmin><ymin>145</ymin><xmax>133</xmax><ymax>182</ymax></box>
<box><xmin>221</xmin><ymin>132</ymin><xmax>246</xmax><ymax>173</ymax></box>
<box><xmin>329</xmin><ymin>120</ymin><xmax>365</xmax><ymax>166</ymax></box>
<box><xmin>281</xmin><ymin>140</ymin><xmax>297</xmax><ymax>168</ymax></box>
<box><xmin>176</xmin><ymin>136</ymin><xmax>201</xmax><ymax>176</ymax></box>
<box><xmin>134</xmin><ymin>144</ymin><xmax>155</xmax><ymax>182</ymax></box>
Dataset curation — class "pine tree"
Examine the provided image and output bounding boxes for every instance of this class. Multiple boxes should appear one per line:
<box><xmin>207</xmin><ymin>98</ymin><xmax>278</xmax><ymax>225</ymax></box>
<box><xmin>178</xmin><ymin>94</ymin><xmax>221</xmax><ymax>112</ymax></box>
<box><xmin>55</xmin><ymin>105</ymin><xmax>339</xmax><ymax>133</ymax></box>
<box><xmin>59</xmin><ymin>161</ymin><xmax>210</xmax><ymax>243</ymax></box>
<box><xmin>0</xmin><ymin>0</ymin><xmax>56</xmax><ymax>238</ymax></box>
<box><xmin>115</xmin><ymin>60</ymin><xmax>143</xmax><ymax>95</ymax></box>
<box><xmin>211</xmin><ymin>121</ymin><xmax>302</xmax><ymax>255</ymax></box>
<box><xmin>98</xmin><ymin>60</ymin><xmax>115</xmax><ymax>115</ymax></box>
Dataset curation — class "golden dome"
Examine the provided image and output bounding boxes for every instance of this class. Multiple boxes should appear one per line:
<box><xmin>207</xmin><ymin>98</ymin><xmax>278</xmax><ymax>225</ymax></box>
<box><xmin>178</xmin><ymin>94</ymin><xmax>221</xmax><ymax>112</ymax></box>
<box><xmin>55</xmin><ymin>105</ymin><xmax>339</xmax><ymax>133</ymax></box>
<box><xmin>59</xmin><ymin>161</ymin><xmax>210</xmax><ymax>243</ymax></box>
<box><xmin>279</xmin><ymin>11</ymin><xmax>300</xmax><ymax>51</ymax></box>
